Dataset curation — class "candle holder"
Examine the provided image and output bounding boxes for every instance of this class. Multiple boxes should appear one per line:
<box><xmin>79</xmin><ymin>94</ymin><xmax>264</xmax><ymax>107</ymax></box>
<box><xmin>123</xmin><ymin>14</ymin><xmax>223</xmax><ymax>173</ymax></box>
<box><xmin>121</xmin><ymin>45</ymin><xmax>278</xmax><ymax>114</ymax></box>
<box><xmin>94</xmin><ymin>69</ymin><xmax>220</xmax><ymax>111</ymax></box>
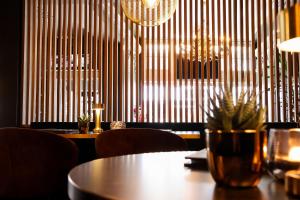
<box><xmin>285</xmin><ymin>170</ymin><xmax>300</xmax><ymax>197</ymax></box>
<box><xmin>266</xmin><ymin>128</ymin><xmax>300</xmax><ymax>181</ymax></box>
<box><xmin>93</xmin><ymin>103</ymin><xmax>105</xmax><ymax>134</ymax></box>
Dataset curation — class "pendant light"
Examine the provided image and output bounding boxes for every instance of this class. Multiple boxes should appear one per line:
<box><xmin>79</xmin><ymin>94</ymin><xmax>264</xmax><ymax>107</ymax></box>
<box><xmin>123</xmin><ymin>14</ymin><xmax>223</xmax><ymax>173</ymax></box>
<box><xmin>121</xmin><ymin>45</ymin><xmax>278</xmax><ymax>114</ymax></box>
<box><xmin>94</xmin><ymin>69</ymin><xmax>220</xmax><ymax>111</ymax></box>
<box><xmin>278</xmin><ymin>3</ymin><xmax>300</xmax><ymax>52</ymax></box>
<box><xmin>121</xmin><ymin>0</ymin><xmax>178</xmax><ymax>26</ymax></box>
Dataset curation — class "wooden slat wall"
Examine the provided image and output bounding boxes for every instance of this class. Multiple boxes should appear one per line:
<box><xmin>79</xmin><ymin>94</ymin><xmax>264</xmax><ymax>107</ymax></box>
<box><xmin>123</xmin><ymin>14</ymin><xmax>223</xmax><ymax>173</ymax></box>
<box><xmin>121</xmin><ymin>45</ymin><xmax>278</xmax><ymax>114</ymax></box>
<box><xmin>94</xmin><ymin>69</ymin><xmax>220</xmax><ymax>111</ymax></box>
<box><xmin>22</xmin><ymin>0</ymin><xmax>300</xmax><ymax>125</ymax></box>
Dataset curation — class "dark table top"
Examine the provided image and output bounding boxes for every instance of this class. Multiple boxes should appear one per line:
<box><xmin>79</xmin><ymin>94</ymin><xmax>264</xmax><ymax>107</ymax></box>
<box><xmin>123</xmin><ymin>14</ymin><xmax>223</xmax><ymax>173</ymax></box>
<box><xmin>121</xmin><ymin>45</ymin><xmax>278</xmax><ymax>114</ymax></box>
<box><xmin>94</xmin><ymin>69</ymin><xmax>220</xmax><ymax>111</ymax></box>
<box><xmin>68</xmin><ymin>151</ymin><xmax>295</xmax><ymax>200</ymax></box>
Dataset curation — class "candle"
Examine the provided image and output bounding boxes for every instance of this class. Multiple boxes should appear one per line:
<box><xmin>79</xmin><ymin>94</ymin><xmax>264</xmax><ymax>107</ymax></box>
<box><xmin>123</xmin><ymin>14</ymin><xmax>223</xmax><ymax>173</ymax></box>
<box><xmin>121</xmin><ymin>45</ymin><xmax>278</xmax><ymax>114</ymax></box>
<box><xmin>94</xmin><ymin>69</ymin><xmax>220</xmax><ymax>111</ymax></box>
<box><xmin>288</xmin><ymin>147</ymin><xmax>300</xmax><ymax>162</ymax></box>
<box><xmin>275</xmin><ymin>147</ymin><xmax>300</xmax><ymax>163</ymax></box>
<box><xmin>270</xmin><ymin>147</ymin><xmax>300</xmax><ymax>180</ymax></box>
<box><xmin>267</xmin><ymin>129</ymin><xmax>300</xmax><ymax>181</ymax></box>
<box><xmin>285</xmin><ymin>170</ymin><xmax>300</xmax><ymax>197</ymax></box>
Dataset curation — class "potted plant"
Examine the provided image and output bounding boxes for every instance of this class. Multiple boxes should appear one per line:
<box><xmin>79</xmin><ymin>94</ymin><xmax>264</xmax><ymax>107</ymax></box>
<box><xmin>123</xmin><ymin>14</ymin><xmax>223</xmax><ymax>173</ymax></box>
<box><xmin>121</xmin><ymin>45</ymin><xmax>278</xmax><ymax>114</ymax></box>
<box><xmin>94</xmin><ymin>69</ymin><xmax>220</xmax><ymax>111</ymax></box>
<box><xmin>78</xmin><ymin>114</ymin><xmax>90</xmax><ymax>134</ymax></box>
<box><xmin>206</xmin><ymin>88</ymin><xmax>266</xmax><ymax>187</ymax></box>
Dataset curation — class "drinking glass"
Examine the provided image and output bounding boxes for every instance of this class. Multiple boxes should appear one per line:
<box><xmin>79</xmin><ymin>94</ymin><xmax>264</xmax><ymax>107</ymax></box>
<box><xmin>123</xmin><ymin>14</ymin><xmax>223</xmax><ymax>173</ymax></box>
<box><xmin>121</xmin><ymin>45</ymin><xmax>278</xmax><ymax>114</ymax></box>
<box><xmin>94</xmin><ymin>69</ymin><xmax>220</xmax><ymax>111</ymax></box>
<box><xmin>266</xmin><ymin>128</ymin><xmax>300</xmax><ymax>180</ymax></box>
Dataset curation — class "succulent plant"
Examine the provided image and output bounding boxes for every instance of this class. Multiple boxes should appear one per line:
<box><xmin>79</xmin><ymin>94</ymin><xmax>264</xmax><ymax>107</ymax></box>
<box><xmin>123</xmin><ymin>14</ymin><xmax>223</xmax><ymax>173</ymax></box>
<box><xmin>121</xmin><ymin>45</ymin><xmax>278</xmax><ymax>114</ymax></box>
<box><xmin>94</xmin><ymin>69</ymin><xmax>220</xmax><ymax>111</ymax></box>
<box><xmin>206</xmin><ymin>89</ymin><xmax>265</xmax><ymax>131</ymax></box>
<box><xmin>78</xmin><ymin>114</ymin><xmax>90</xmax><ymax>127</ymax></box>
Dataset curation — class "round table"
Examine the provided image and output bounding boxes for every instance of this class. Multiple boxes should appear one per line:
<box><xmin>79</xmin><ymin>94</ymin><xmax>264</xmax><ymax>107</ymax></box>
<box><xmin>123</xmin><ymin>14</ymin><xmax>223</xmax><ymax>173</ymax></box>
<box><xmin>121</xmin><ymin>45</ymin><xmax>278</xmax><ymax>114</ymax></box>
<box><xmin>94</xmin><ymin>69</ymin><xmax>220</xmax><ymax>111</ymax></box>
<box><xmin>68</xmin><ymin>151</ymin><xmax>291</xmax><ymax>200</ymax></box>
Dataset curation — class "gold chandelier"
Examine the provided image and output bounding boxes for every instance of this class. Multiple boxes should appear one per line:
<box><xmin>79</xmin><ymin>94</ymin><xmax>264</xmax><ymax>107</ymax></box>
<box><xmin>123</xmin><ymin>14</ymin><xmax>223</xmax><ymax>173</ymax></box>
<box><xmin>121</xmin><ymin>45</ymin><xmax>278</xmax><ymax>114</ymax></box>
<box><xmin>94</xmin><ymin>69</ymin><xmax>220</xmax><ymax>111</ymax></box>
<box><xmin>121</xmin><ymin>0</ymin><xmax>178</xmax><ymax>27</ymax></box>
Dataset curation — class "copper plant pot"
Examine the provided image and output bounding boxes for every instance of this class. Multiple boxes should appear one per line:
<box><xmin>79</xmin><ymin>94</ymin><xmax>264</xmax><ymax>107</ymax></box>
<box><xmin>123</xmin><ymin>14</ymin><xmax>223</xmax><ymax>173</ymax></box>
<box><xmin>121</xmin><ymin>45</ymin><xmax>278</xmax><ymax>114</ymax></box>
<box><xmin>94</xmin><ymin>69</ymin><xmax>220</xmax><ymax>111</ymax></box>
<box><xmin>206</xmin><ymin>130</ymin><xmax>266</xmax><ymax>187</ymax></box>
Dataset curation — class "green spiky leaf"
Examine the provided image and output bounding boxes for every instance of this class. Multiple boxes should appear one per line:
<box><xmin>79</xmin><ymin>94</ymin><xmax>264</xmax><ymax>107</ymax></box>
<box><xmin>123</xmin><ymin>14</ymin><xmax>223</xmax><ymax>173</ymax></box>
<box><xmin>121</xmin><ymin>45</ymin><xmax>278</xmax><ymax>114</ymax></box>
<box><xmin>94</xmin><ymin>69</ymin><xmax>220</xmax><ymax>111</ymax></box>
<box><xmin>207</xmin><ymin>88</ymin><xmax>265</xmax><ymax>131</ymax></box>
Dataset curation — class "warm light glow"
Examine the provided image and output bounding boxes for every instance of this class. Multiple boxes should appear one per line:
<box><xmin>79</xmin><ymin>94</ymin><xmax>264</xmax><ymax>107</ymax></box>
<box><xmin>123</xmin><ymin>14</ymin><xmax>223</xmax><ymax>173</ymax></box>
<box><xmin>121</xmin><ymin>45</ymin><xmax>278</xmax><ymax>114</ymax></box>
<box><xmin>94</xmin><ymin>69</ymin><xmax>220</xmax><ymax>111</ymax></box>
<box><xmin>263</xmin><ymin>145</ymin><xmax>268</xmax><ymax>158</ymax></box>
<box><xmin>93</xmin><ymin>103</ymin><xmax>104</xmax><ymax>133</ymax></box>
<box><xmin>289</xmin><ymin>147</ymin><xmax>300</xmax><ymax>162</ymax></box>
<box><xmin>142</xmin><ymin>0</ymin><xmax>159</xmax><ymax>8</ymax></box>
<box><xmin>278</xmin><ymin>37</ymin><xmax>300</xmax><ymax>52</ymax></box>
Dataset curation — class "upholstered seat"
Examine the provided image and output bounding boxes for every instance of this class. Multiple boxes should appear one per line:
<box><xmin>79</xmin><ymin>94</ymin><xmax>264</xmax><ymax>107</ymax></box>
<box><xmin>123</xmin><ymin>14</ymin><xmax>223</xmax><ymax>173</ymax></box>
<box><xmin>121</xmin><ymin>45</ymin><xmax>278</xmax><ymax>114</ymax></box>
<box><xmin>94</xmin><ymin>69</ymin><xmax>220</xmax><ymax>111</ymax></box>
<box><xmin>0</xmin><ymin>128</ymin><xmax>78</xmax><ymax>199</ymax></box>
<box><xmin>95</xmin><ymin>128</ymin><xmax>187</xmax><ymax>158</ymax></box>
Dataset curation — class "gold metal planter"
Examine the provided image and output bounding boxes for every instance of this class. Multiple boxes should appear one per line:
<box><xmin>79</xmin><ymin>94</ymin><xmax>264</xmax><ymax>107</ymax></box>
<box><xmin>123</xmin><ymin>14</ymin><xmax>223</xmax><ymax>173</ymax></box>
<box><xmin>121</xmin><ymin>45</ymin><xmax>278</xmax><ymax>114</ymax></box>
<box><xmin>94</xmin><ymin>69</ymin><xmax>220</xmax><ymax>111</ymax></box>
<box><xmin>206</xmin><ymin>130</ymin><xmax>267</xmax><ymax>187</ymax></box>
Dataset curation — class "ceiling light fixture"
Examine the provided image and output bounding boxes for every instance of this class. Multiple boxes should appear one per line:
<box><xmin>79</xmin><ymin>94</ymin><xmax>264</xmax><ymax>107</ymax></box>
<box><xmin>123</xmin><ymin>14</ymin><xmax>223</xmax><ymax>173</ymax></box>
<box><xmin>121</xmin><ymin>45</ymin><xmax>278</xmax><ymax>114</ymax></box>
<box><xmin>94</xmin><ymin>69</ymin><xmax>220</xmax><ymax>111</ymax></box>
<box><xmin>278</xmin><ymin>3</ymin><xmax>300</xmax><ymax>52</ymax></box>
<box><xmin>121</xmin><ymin>0</ymin><xmax>178</xmax><ymax>27</ymax></box>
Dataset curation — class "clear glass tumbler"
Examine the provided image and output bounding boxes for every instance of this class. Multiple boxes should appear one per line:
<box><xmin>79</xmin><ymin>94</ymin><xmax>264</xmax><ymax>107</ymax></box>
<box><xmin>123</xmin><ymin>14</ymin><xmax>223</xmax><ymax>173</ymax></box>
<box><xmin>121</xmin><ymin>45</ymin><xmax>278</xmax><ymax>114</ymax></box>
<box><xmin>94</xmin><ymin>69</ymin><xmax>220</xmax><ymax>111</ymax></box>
<box><xmin>266</xmin><ymin>128</ymin><xmax>300</xmax><ymax>180</ymax></box>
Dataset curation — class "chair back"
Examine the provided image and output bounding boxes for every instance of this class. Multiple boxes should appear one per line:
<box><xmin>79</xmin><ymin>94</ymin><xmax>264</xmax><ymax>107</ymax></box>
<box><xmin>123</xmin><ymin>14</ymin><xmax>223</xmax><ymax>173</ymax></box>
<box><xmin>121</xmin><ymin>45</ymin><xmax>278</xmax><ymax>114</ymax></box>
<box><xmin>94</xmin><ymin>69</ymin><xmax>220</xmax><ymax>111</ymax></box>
<box><xmin>0</xmin><ymin>128</ymin><xmax>78</xmax><ymax>199</ymax></box>
<box><xmin>95</xmin><ymin>128</ymin><xmax>187</xmax><ymax>158</ymax></box>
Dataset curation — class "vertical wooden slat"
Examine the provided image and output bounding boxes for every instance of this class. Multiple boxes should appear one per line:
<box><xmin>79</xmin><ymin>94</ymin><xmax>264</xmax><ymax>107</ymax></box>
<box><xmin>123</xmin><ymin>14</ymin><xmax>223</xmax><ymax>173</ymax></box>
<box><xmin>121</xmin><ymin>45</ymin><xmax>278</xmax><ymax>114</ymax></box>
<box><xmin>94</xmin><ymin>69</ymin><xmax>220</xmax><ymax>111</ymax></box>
<box><xmin>88</xmin><ymin>0</ymin><xmax>93</xmax><ymax>118</ymax></box>
<box><xmin>77</xmin><ymin>0</ymin><xmax>82</xmax><ymax>118</ymax></box>
<box><xmin>234</xmin><ymin>0</ymin><xmax>238</xmax><ymax>99</ymax></box>
<box><xmin>163</xmin><ymin>22</ymin><xmax>166</xmax><ymax>122</ymax></box>
<box><xmin>21</xmin><ymin>0</ymin><xmax>27</xmax><ymax>125</ymax></box>
<box><xmin>36</xmin><ymin>0</ymin><xmax>42</xmax><ymax>122</ymax></box>
<box><xmin>200</xmin><ymin>0</ymin><xmax>205</xmax><ymax>122</ymax></box>
<box><xmin>51</xmin><ymin>0</ymin><xmax>57</xmax><ymax>121</ymax></box>
<box><xmin>151</xmin><ymin>26</ymin><xmax>155</xmax><ymax>121</ymax></box>
<box><xmin>280</xmin><ymin>0</ymin><xmax>286</xmax><ymax>121</ymax></box>
<box><xmin>268</xmin><ymin>0</ymin><xmax>275</xmax><ymax>121</ymax></box>
<box><xmin>99</xmin><ymin>0</ymin><xmax>103</xmax><ymax>109</ymax></box>
<box><xmin>189</xmin><ymin>0</ymin><xmax>194</xmax><ymax>122</ymax></box>
<box><xmin>124</xmin><ymin>17</ymin><xmax>128</xmax><ymax>121</ymax></box>
<box><xmin>251</xmin><ymin>0</ymin><xmax>256</xmax><ymax>97</ymax></box>
<box><xmin>245</xmin><ymin>0</ymin><xmax>250</xmax><ymax>93</ymax></box>
<box><xmin>274</xmin><ymin>0</ymin><xmax>281</xmax><ymax>121</ymax></box>
<box><xmin>240</xmin><ymin>0</ymin><xmax>244</xmax><ymax>90</ymax></box>
<box><xmin>103</xmin><ymin>0</ymin><xmax>108</xmax><ymax>121</ymax></box>
<box><xmin>257</xmin><ymin>0</ymin><xmax>263</xmax><ymax>106</ymax></box>
<box><xmin>217</xmin><ymin>0</ymin><xmax>221</xmax><ymax>99</ymax></box>
<box><xmin>168</xmin><ymin>19</ymin><xmax>172</xmax><ymax>122</ymax></box>
<box><xmin>173</xmin><ymin>7</ymin><xmax>177</xmax><ymax>122</ymax></box>
<box><xmin>178</xmin><ymin>0</ymin><xmax>183</xmax><ymax>122</ymax></box>
<box><xmin>195</xmin><ymin>0</ymin><xmax>199</xmax><ymax>122</ymax></box>
<box><xmin>222</xmin><ymin>0</ymin><xmax>227</xmax><ymax>88</ymax></box>
<box><xmin>141</xmin><ymin>25</ymin><xmax>145</xmax><ymax>122</ymax></box>
<box><xmin>46</xmin><ymin>0</ymin><xmax>53</xmax><ymax>121</ymax></box>
<box><xmin>146</xmin><ymin>24</ymin><xmax>150</xmax><ymax>122</ymax></box>
<box><xmin>42</xmin><ymin>0</ymin><xmax>48</xmax><ymax>122</ymax></box>
<box><xmin>286</xmin><ymin>0</ymin><xmax>293</xmax><ymax>121</ymax></box>
<box><xmin>57</xmin><ymin>0</ymin><xmax>62</xmax><ymax>121</ymax></box>
<box><xmin>114</xmin><ymin>0</ymin><xmax>119</xmax><ymax>120</ymax></box>
<box><xmin>67</xmin><ymin>0</ymin><xmax>72</xmax><ymax>121</ymax></box>
<box><xmin>108</xmin><ymin>0</ymin><xmax>113</xmax><ymax>121</ymax></box>
<box><xmin>183</xmin><ymin>0</ymin><xmax>188</xmax><ymax>122</ymax></box>
<box><xmin>287</xmin><ymin>0</ymin><xmax>294</xmax><ymax>121</ymax></box>
<box><xmin>287</xmin><ymin>53</ymin><xmax>293</xmax><ymax>120</ymax></box>
<box><xmin>118</xmin><ymin>7</ymin><xmax>124</xmax><ymax>121</ymax></box>
<box><xmin>26</xmin><ymin>0</ymin><xmax>32</xmax><ymax>124</ymax></box>
<box><xmin>31</xmin><ymin>0</ymin><xmax>37</xmax><ymax>123</ymax></box>
<box><xmin>262</xmin><ymin>1</ymin><xmax>269</xmax><ymax>121</ymax></box>
<box><xmin>130</xmin><ymin>21</ymin><xmax>134</xmax><ymax>122</ymax></box>
<box><xmin>83</xmin><ymin>0</ymin><xmax>88</xmax><ymax>115</ymax></box>
<box><xmin>262</xmin><ymin>0</ymin><xmax>268</xmax><ymax>121</ymax></box>
<box><xmin>206</xmin><ymin>0</ymin><xmax>210</xmax><ymax>117</ymax></box>
<box><xmin>93</xmin><ymin>0</ymin><xmax>98</xmax><ymax>120</ymax></box>
<box><xmin>135</xmin><ymin>25</ymin><xmax>140</xmax><ymax>122</ymax></box>
<box><xmin>157</xmin><ymin>24</ymin><xmax>161</xmax><ymax>122</ymax></box>
<box><xmin>62</xmin><ymin>0</ymin><xmax>67</xmax><ymax>121</ymax></box>
<box><xmin>228</xmin><ymin>0</ymin><xmax>233</xmax><ymax>90</ymax></box>
<box><xmin>140</xmin><ymin>7</ymin><xmax>145</xmax><ymax>122</ymax></box>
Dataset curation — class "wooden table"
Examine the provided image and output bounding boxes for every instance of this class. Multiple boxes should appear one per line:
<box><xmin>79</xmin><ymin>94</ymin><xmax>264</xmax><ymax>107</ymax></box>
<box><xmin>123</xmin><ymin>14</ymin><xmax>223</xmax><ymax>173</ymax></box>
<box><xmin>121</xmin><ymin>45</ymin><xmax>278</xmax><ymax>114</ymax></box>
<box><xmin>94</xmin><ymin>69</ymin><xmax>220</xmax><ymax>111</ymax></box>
<box><xmin>59</xmin><ymin>131</ymin><xmax>201</xmax><ymax>139</ymax></box>
<box><xmin>68</xmin><ymin>151</ymin><xmax>294</xmax><ymax>200</ymax></box>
